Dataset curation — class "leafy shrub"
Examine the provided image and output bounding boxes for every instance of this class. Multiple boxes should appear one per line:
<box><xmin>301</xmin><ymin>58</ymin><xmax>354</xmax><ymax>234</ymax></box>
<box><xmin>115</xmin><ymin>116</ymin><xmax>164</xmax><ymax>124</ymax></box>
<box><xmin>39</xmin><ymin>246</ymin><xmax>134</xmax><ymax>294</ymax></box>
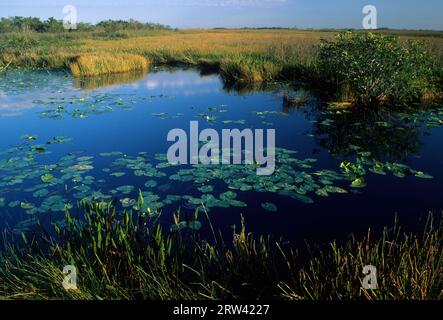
<box><xmin>319</xmin><ymin>32</ymin><xmax>438</xmax><ymax>106</ymax></box>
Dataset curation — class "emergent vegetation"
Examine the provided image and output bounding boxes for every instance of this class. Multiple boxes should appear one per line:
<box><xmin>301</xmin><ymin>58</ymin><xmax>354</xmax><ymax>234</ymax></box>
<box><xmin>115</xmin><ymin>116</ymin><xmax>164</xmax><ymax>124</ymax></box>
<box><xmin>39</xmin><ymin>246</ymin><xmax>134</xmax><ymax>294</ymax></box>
<box><xmin>1</xmin><ymin>17</ymin><xmax>442</xmax><ymax>104</ymax></box>
<box><xmin>0</xmin><ymin>201</ymin><xmax>442</xmax><ymax>300</ymax></box>
<box><xmin>70</xmin><ymin>53</ymin><xmax>149</xmax><ymax>77</ymax></box>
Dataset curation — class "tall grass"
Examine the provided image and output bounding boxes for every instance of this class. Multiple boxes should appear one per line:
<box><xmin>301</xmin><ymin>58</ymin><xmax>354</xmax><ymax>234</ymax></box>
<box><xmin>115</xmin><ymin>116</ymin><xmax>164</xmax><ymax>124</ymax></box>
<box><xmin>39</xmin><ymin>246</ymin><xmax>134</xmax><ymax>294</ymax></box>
<box><xmin>69</xmin><ymin>53</ymin><xmax>149</xmax><ymax>77</ymax></box>
<box><xmin>0</xmin><ymin>200</ymin><xmax>441</xmax><ymax>300</ymax></box>
<box><xmin>0</xmin><ymin>29</ymin><xmax>441</xmax><ymax>74</ymax></box>
<box><xmin>72</xmin><ymin>70</ymin><xmax>147</xmax><ymax>89</ymax></box>
<box><xmin>0</xmin><ymin>29</ymin><xmax>442</xmax><ymax>103</ymax></box>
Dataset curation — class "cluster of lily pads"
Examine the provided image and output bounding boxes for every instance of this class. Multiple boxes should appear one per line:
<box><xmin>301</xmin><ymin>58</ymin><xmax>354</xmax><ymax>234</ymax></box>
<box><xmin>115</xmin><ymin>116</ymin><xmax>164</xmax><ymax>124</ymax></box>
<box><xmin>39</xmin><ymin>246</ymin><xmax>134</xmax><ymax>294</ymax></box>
<box><xmin>320</xmin><ymin>105</ymin><xmax>443</xmax><ymax>130</ymax></box>
<box><xmin>2</xmin><ymin>70</ymin><xmax>442</xmax><ymax>235</ymax></box>
<box><xmin>0</xmin><ymin>70</ymin><xmax>71</xmax><ymax>96</ymax></box>
<box><xmin>339</xmin><ymin>147</ymin><xmax>433</xmax><ymax>188</ymax></box>
<box><xmin>398</xmin><ymin>107</ymin><xmax>443</xmax><ymax>128</ymax></box>
<box><xmin>0</xmin><ymin>126</ymin><xmax>436</xmax><ymax>234</ymax></box>
<box><xmin>148</xmin><ymin>105</ymin><xmax>289</xmax><ymax>126</ymax></box>
<box><xmin>35</xmin><ymin>92</ymin><xmax>171</xmax><ymax>119</ymax></box>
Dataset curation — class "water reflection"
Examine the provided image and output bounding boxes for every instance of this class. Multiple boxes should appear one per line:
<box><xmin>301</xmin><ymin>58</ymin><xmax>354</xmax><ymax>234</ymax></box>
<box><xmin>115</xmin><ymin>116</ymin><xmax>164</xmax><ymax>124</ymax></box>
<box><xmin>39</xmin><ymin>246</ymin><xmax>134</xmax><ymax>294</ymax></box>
<box><xmin>72</xmin><ymin>70</ymin><xmax>148</xmax><ymax>90</ymax></box>
<box><xmin>311</xmin><ymin>107</ymin><xmax>424</xmax><ymax>161</ymax></box>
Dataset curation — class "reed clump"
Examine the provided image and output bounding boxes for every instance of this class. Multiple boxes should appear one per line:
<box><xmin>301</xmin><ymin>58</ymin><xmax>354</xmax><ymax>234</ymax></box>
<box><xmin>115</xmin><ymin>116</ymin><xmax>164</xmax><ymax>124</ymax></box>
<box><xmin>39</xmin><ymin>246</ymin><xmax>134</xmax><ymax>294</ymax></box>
<box><xmin>69</xmin><ymin>53</ymin><xmax>149</xmax><ymax>77</ymax></box>
<box><xmin>0</xmin><ymin>200</ymin><xmax>442</xmax><ymax>300</ymax></box>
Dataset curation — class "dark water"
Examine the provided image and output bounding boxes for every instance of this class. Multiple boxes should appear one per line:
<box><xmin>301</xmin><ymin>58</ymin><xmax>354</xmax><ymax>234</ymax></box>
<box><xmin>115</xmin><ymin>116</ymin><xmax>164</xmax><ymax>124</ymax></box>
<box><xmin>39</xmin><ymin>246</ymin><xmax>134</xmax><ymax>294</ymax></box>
<box><xmin>0</xmin><ymin>67</ymin><xmax>442</xmax><ymax>247</ymax></box>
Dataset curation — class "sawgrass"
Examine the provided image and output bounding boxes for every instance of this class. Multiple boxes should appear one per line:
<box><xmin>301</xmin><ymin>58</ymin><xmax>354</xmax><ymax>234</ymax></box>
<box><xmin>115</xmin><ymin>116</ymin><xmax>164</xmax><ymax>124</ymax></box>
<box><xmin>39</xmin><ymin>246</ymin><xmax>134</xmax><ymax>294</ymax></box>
<box><xmin>1</xmin><ymin>29</ymin><xmax>441</xmax><ymax>85</ymax></box>
<box><xmin>69</xmin><ymin>53</ymin><xmax>149</xmax><ymax>77</ymax></box>
<box><xmin>0</xmin><ymin>201</ymin><xmax>441</xmax><ymax>300</ymax></box>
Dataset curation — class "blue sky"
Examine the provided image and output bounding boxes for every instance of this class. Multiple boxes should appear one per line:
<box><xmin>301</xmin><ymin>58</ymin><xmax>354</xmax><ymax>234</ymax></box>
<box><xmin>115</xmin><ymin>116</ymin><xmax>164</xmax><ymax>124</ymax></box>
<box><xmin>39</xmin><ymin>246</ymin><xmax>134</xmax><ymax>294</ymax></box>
<box><xmin>1</xmin><ymin>0</ymin><xmax>442</xmax><ymax>30</ymax></box>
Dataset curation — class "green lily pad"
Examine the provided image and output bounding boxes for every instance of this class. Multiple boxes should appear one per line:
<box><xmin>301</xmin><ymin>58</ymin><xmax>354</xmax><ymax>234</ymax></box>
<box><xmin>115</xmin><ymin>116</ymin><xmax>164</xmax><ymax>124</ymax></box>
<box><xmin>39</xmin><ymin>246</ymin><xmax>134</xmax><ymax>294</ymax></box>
<box><xmin>144</xmin><ymin>180</ymin><xmax>158</xmax><ymax>188</ymax></box>
<box><xmin>198</xmin><ymin>185</ymin><xmax>214</xmax><ymax>193</ymax></box>
<box><xmin>261</xmin><ymin>202</ymin><xmax>278</xmax><ymax>212</ymax></box>
<box><xmin>351</xmin><ymin>178</ymin><xmax>366</xmax><ymax>188</ymax></box>
<box><xmin>170</xmin><ymin>221</ymin><xmax>202</xmax><ymax>232</ymax></box>
<box><xmin>110</xmin><ymin>172</ymin><xmax>126</xmax><ymax>177</ymax></box>
<box><xmin>116</xmin><ymin>185</ymin><xmax>134</xmax><ymax>194</ymax></box>
<box><xmin>41</xmin><ymin>173</ymin><xmax>54</xmax><ymax>183</ymax></box>
<box><xmin>414</xmin><ymin>171</ymin><xmax>433</xmax><ymax>179</ymax></box>
<box><xmin>33</xmin><ymin>188</ymin><xmax>49</xmax><ymax>198</ymax></box>
<box><xmin>120</xmin><ymin>198</ymin><xmax>136</xmax><ymax>208</ymax></box>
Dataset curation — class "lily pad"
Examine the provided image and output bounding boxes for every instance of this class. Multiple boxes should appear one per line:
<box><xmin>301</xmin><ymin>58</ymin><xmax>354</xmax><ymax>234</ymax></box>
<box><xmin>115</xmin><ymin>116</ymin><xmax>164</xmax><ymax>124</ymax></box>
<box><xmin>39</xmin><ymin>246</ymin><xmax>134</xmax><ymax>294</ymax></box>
<box><xmin>144</xmin><ymin>180</ymin><xmax>158</xmax><ymax>188</ymax></box>
<box><xmin>198</xmin><ymin>185</ymin><xmax>214</xmax><ymax>193</ymax></box>
<box><xmin>351</xmin><ymin>178</ymin><xmax>366</xmax><ymax>188</ymax></box>
<box><xmin>261</xmin><ymin>202</ymin><xmax>278</xmax><ymax>212</ymax></box>
<box><xmin>41</xmin><ymin>173</ymin><xmax>54</xmax><ymax>183</ymax></box>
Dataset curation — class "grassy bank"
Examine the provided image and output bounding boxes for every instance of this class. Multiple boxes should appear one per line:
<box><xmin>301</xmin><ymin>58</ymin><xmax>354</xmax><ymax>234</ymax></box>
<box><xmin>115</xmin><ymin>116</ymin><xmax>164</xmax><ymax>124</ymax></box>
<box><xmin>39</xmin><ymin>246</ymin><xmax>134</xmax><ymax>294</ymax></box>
<box><xmin>0</xmin><ymin>200</ymin><xmax>442</xmax><ymax>300</ymax></box>
<box><xmin>1</xmin><ymin>28</ymin><xmax>442</xmax><ymax>104</ymax></box>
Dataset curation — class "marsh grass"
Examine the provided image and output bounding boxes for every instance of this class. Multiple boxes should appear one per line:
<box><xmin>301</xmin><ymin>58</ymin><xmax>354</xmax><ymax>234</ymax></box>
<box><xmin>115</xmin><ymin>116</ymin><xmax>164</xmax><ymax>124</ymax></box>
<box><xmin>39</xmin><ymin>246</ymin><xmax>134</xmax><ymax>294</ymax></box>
<box><xmin>1</xmin><ymin>29</ymin><xmax>442</xmax><ymax>95</ymax></box>
<box><xmin>69</xmin><ymin>53</ymin><xmax>149</xmax><ymax>77</ymax></box>
<box><xmin>72</xmin><ymin>69</ymin><xmax>147</xmax><ymax>89</ymax></box>
<box><xmin>0</xmin><ymin>200</ymin><xmax>442</xmax><ymax>300</ymax></box>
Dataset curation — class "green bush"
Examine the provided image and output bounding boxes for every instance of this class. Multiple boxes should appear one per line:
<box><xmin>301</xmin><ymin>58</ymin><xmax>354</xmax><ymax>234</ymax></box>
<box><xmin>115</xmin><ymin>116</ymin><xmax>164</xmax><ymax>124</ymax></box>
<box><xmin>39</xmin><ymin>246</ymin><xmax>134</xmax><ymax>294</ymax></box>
<box><xmin>319</xmin><ymin>32</ymin><xmax>438</xmax><ymax>106</ymax></box>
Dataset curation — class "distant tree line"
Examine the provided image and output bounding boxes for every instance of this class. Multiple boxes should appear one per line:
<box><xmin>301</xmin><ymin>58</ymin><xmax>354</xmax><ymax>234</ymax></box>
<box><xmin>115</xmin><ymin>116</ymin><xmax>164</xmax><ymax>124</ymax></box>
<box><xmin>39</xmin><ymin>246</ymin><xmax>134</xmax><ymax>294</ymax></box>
<box><xmin>0</xmin><ymin>17</ymin><xmax>172</xmax><ymax>33</ymax></box>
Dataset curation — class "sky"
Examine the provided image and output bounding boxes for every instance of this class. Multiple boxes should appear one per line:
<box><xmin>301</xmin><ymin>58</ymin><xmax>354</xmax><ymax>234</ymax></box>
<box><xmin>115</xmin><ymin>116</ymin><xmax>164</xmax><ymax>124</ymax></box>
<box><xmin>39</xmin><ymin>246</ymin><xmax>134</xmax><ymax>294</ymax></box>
<box><xmin>0</xmin><ymin>0</ymin><xmax>442</xmax><ymax>30</ymax></box>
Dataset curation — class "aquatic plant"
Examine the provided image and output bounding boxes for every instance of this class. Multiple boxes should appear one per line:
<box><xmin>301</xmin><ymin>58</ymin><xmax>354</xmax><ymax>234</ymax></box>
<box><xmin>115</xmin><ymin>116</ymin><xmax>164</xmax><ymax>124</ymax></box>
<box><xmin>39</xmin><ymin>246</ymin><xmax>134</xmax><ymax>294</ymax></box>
<box><xmin>69</xmin><ymin>53</ymin><xmax>149</xmax><ymax>77</ymax></box>
<box><xmin>0</xmin><ymin>201</ymin><xmax>442</xmax><ymax>300</ymax></box>
<box><xmin>0</xmin><ymin>126</ymin><xmax>435</xmax><ymax>234</ymax></box>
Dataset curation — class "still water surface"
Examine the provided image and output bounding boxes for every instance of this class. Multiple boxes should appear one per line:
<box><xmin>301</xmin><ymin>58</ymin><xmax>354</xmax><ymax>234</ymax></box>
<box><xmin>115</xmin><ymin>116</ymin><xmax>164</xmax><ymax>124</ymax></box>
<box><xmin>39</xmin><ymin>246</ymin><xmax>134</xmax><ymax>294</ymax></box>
<box><xmin>0</xmin><ymin>67</ymin><xmax>442</xmax><ymax>246</ymax></box>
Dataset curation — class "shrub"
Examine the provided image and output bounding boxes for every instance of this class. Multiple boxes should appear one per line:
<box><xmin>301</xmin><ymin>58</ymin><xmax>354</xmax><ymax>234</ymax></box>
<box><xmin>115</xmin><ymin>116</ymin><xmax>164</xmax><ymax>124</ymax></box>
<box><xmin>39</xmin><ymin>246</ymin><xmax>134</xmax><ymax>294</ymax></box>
<box><xmin>319</xmin><ymin>32</ymin><xmax>438</xmax><ymax>106</ymax></box>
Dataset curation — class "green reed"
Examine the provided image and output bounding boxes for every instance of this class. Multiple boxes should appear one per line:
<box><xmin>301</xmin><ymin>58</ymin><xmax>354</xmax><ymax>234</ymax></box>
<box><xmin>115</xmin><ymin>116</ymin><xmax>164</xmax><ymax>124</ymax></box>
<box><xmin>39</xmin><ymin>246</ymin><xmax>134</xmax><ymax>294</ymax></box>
<box><xmin>0</xmin><ymin>200</ymin><xmax>442</xmax><ymax>300</ymax></box>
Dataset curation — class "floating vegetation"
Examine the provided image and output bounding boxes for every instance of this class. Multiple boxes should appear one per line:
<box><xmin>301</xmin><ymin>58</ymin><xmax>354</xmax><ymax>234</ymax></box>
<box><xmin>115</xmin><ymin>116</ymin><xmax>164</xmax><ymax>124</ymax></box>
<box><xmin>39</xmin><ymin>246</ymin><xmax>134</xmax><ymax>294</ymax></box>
<box><xmin>197</xmin><ymin>185</ymin><xmax>214</xmax><ymax>193</ymax></box>
<box><xmin>40</xmin><ymin>173</ymin><xmax>54</xmax><ymax>183</ymax></box>
<box><xmin>170</xmin><ymin>220</ymin><xmax>202</xmax><ymax>232</ymax></box>
<box><xmin>144</xmin><ymin>180</ymin><xmax>158</xmax><ymax>188</ymax></box>
<box><xmin>252</xmin><ymin>110</ymin><xmax>288</xmax><ymax>120</ymax></box>
<box><xmin>168</xmin><ymin>148</ymin><xmax>342</xmax><ymax>208</ymax></box>
<box><xmin>110</xmin><ymin>172</ymin><xmax>126</xmax><ymax>177</ymax></box>
<box><xmin>37</xmin><ymin>92</ymin><xmax>170</xmax><ymax>120</ymax></box>
<box><xmin>0</xmin><ymin>70</ymin><xmax>71</xmax><ymax>96</ymax></box>
<box><xmin>261</xmin><ymin>202</ymin><xmax>278</xmax><ymax>212</ymax></box>
<box><xmin>120</xmin><ymin>198</ymin><xmax>136</xmax><ymax>208</ymax></box>
<box><xmin>115</xmin><ymin>185</ymin><xmax>134</xmax><ymax>195</ymax></box>
<box><xmin>1</xmin><ymin>69</ymin><xmax>442</xmax><ymax>237</ymax></box>
<box><xmin>339</xmin><ymin>150</ymin><xmax>433</xmax><ymax>188</ymax></box>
